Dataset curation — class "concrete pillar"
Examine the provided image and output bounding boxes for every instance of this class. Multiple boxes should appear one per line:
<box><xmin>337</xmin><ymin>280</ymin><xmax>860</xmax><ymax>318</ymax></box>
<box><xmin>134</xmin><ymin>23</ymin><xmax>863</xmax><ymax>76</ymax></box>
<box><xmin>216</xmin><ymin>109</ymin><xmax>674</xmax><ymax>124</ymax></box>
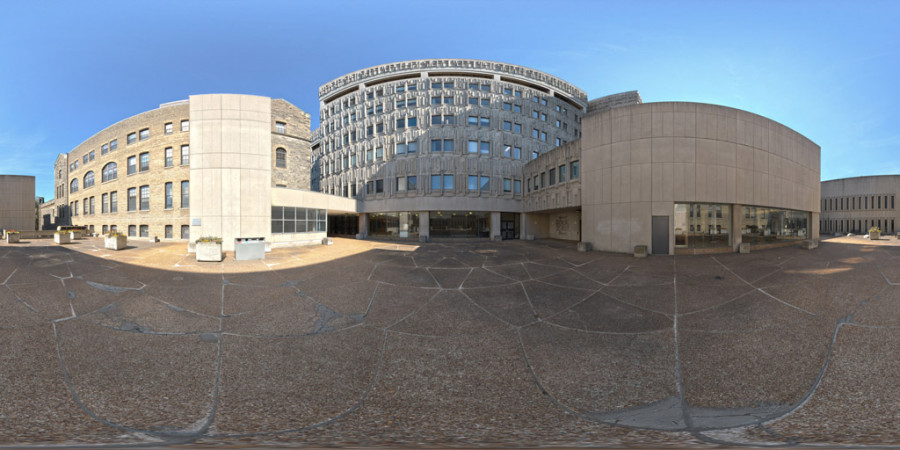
<box><xmin>357</xmin><ymin>213</ymin><xmax>368</xmax><ymax>239</ymax></box>
<box><xmin>490</xmin><ymin>211</ymin><xmax>501</xmax><ymax>241</ymax></box>
<box><xmin>419</xmin><ymin>211</ymin><xmax>430</xmax><ymax>242</ymax></box>
<box><xmin>811</xmin><ymin>212</ymin><xmax>820</xmax><ymax>241</ymax></box>
<box><xmin>399</xmin><ymin>212</ymin><xmax>410</xmax><ymax>238</ymax></box>
<box><xmin>732</xmin><ymin>203</ymin><xmax>743</xmax><ymax>252</ymax></box>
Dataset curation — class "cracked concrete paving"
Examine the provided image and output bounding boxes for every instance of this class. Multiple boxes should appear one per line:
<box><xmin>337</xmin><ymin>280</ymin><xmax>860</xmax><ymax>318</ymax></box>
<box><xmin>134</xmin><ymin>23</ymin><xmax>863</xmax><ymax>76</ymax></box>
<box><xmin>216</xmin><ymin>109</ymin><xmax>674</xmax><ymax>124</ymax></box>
<box><xmin>1</xmin><ymin>234</ymin><xmax>900</xmax><ymax>446</ymax></box>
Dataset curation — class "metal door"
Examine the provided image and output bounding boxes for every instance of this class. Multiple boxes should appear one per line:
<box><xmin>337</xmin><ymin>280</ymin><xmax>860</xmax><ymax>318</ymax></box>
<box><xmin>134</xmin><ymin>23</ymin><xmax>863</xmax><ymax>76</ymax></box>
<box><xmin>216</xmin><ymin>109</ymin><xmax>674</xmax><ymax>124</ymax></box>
<box><xmin>651</xmin><ymin>216</ymin><xmax>669</xmax><ymax>255</ymax></box>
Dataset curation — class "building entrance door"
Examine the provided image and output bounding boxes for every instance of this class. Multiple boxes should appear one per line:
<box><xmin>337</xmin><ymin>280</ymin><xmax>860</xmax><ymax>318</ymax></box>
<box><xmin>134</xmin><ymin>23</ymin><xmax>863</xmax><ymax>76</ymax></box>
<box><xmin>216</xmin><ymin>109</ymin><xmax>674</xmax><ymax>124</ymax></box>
<box><xmin>651</xmin><ymin>215</ymin><xmax>669</xmax><ymax>255</ymax></box>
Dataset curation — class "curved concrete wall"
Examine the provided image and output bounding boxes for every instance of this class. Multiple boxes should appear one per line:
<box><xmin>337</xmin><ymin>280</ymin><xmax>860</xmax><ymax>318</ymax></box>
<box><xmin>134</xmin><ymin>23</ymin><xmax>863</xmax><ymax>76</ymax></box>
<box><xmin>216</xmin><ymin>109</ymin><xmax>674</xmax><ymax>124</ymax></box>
<box><xmin>581</xmin><ymin>102</ymin><xmax>821</xmax><ymax>254</ymax></box>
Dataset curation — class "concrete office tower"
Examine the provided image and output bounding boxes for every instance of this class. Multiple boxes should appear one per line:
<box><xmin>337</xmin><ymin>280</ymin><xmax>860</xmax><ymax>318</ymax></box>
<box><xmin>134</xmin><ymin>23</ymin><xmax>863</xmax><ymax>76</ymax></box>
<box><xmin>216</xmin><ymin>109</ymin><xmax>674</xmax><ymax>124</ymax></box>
<box><xmin>820</xmin><ymin>175</ymin><xmax>900</xmax><ymax>235</ymax></box>
<box><xmin>0</xmin><ymin>175</ymin><xmax>36</xmax><ymax>231</ymax></box>
<box><xmin>312</xmin><ymin>59</ymin><xmax>588</xmax><ymax>240</ymax></box>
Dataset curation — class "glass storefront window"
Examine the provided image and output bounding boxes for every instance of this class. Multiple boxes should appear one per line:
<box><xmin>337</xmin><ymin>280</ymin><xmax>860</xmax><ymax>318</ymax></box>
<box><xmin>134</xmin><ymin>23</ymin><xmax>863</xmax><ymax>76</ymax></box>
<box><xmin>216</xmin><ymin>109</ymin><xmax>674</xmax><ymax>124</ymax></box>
<box><xmin>429</xmin><ymin>211</ymin><xmax>490</xmax><ymax>238</ymax></box>
<box><xmin>674</xmin><ymin>203</ymin><xmax>731</xmax><ymax>248</ymax></box>
<box><xmin>741</xmin><ymin>206</ymin><xmax>808</xmax><ymax>243</ymax></box>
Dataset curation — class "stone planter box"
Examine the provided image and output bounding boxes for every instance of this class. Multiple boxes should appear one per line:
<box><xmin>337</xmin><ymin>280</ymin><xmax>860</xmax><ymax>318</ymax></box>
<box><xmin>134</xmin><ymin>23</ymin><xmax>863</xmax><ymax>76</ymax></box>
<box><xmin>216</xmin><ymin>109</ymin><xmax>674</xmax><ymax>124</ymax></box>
<box><xmin>69</xmin><ymin>231</ymin><xmax>82</xmax><ymax>240</ymax></box>
<box><xmin>634</xmin><ymin>245</ymin><xmax>648</xmax><ymax>258</ymax></box>
<box><xmin>196</xmin><ymin>242</ymin><xmax>223</xmax><ymax>262</ymax></box>
<box><xmin>6</xmin><ymin>234</ymin><xmax>20</xmax><ymax>244</ymax></box>
<box><xmin>870</xmin><ymin>232</ymin><xmax>881</xmax><ymax>240</ymax></box>
<box><xmin>105</xmin><ymin>235</ymin><xmax>127</xmax><ymax>250</ymax></box>
<box><xmin>54</xmin><ymin>233</ymin><xmax>71</xmax><ymax>244</ymax></box>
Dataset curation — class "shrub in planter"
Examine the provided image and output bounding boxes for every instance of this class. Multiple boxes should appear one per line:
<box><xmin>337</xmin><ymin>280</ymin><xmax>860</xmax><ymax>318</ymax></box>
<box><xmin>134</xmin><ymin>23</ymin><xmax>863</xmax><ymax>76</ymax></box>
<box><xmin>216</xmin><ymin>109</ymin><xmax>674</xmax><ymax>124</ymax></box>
<box><xmin>54</xmin><ymin>230</ymin><xmax>71</xmax><ymax>244</ymax></box>
<box><xmin>195</xmin><ymin>236</ymin><xmax>223</xmax><ymax>262</ymax></box>
<box><xmin>105</xmin><ymin>231</ymin><xmax>127</xmax><ymax>250</ymax></box>
<box><xmin>869</xmin><ymin>227</ymin><xmax>881</xmax><ymax>240</ymax></box>
<box><xmin>6</xmin><ymin>230</ymin><xmax>20</xmax><ymax>243</ymax></box>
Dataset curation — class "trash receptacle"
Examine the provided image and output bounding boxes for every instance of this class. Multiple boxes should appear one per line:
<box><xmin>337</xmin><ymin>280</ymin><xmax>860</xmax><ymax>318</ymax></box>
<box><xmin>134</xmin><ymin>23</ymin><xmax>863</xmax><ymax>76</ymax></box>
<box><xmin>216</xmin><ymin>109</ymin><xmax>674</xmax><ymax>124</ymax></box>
<box><xmin>235</xmin><ymin>237</ymin><xmax>265</xmax><ymax>261</ymax></box>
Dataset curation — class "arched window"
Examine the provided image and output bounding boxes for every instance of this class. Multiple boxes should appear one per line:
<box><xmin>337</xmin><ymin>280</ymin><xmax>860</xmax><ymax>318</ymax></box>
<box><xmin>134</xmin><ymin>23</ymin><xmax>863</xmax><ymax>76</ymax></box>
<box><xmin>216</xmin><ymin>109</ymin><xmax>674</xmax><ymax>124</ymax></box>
<box><xmin>275</xmin><ymin>148</ymin><xmax>287</xmax><ymax>168</ymax></box>
<box><xmin>102</xmin><ymin>162</ymin><xmax>117</xmax><ymax>182</ymax></box>
<box><xmin>70</xmin><ymin>178</ymin><xmax>79</xmax><ymax>193</ymax></box>
<box><xmin>84</xmin><ymin>171</ymin><xmax>95</xmax><ymax>188</ymax></box>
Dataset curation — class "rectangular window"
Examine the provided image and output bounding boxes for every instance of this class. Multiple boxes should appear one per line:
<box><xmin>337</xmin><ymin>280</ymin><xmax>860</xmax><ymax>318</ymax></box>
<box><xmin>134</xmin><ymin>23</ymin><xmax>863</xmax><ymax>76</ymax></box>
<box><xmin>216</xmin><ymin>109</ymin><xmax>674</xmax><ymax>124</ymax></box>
<box><xmin>83</xmin><ymin>199</ymin><xmax>88</xmax><ymax>215</ymax></box>
<box><xmin>127</xmin><ymin>187</ymin><xmax>137</xmax><ymax>211</ymax></box>
<box><xmin>397</xmin><ymin>176</ymin><xmax>407</xmax><ymax>192</ymax></box>
<box><xmin>139</xmin><ymin>128</ymin><xmax>149</xmax><ymax>141</ymax></box>
<box><xmin>532</xmin><ymin>150</ymin><xmax>539</xmax><ymax>160</ymax></box>
<box><xmin>376</xmin><ymin>147</ymin><xmax>383</xmax><ymax>161</ymax></box>
<box><xmin>408</xmin><ymin>141</ymin><xmax>418</xmax><ymax>153</ymax></box>
<box><xmin>83</xmin><ymin>155</ymin><xmax>88</xmax><ymax>165</ymax></box>
<box><xmin>468</xmin><ymin>140</ymin><xmax>478</xmax><ymax>153</ymax></box>
<box><xmin>397</xmin><ymin>84</ymin><xmax>405</xmax><ymax>93</ymax></box>
<box><xmin>468</xmin><ymin>175</ymin><xmax>478</xmax><ymax>191</ymax></box>
<box><xmin>102</xmin><ymin>193</ymin><xmax>109</xmax><ymax>213</ymax></box>
<box><xmin>90</xmin><ymin>197</ymin><xmax>95</xmax><ymax>214</ymax></box>
<box><xmin>127</xmin><ymin>132</ymin><xmax>137</xmax><ymax>144</ymax></box>
<box><xmin>110</xmin><ymin>191</ymin><xmax>118</xmax><ymax>213</ymax></box>
<box><xmin>468</xmin><ymin>97</ymin><xmax>478</xmax><ymax>105</ymax></box>
<box><xmin>514</xmin><ymin>180</ymin><xmax>521</xmax><ymax>194</ymax></box>
<box><xmin>407</xmin><ymin>175</ymin><xmax>417</xmax><ymax>190</ymax></box>
<box><xmin>165</xmin><ymin>225</ymin><xmax>173</xmax><ymax>239</ymax></box>
<box><xmin>541</xmin><ymin>172</ymin><xmax>546</xmax><ymax>188</ymax></box>
<box><xmin>397</xmin><ymin>143</ymin><xmax>407</xmax><ymax>154</ymax></box>
<box><xmin>181</xmin><ymin>225</ymin><xmax>190</xmax><ymax>239</ymax></box>
<box><xmin>513</xmin><ymin>104</ymin><xmax>521</xmax><ymax>113</ymax></box>
<box><xmin>165</xmin><ymin>147</ymin><xmax>173</xmax><ymax>167</ymax></box>
<box><xmin>139</xmin><ymin>225</ymin><xmax>148</xmax><ymax>237</ymax></box>
<box><xmin>503</xmin><ymin>121</ymin><xmax>511</xmax><ymax>131</ymax></box>
<box><xmin>503</xmin><ymin>178</ymin><xmax>512</xmax><ymax>193</ymax></box>
<box><xmin>503</xmin><ymin>102</ymin><xmax>511</xmax><ymax>111</ymax></box>
<box><xmin>127</xmin><ymin>156</ymin><xmax>136</xmax><ymax>175</ymax></box>
<box><xmin>89</xmin><ymin>151</ymin><xmax>95</xmax><ymax>161</ymax></box>
<box><xmin>181</xmin><ymin>181</ymin><xmax>189</xmax><ymax>208</ymax></box>
<box><xmin>571</xmin><ymin>160</ymin><xmax>580</xmax><ymax>179</ymax></box>
<box><xmin>139</xmin><ymin>152</ymin><xmax>149</xmax><ymax>172</ymax></box>
<box><xmin>407</xmin><ymin>97</ymin><xmax>417</xmax><ymax>107</ymax></box>
<box><xmin>128</xmin><ymin>225</ymin><xmax>136</xmax><ymax>237</ymax></box>
<box><xmin>432</xmin><ymin>115</ymin><xmax>442</xmax><ymax>125</ymax></box>
<box><xmin>480</xmin><ymin>141</ymin><xmax>490</xmax><ymax>154</ymax></box>
<box><xmin>502</xmin><ymin>145</ymin><xmax>511</xmax><ymax>158</ymax></box>
<box><xmin>375</xmin><ymin>179</ymin><xmax>384</xmax><ymax>194</ymax></box>
<box><xmin>481</xmin><ymin>98</ymin><xmax>490</xmax><ymax>106</ymax></box>
<box><xmin>513</xmin><ymin>147</ymin><xmax>522</xmax><ymax>159</ymax></box>
<box><xmin>541</xmin><ymin>131</ymin><xmax>547</xmax><ymax>141</ymax></box>
<box><xmin>431</xmin><ymin>175</ymin><xmax>442</xmax><ymax>190</ymax></box>
<box><xmin>468</xmin><ymin>116</ymin><xmax>478</xmax><ymax>126</ymax></box>
<box><xmin>480</xmin><ymin>117</ymin><xmax>489</xmax><ymax>127</ymax></box>
<box><xmin>101</xmin><ymin>143</ymin><xmax>109</xmax><ymax>155</ymax></box>
<box><xmin>181</xmin><ymin>120</ymin><xmax>189</xmax><ymax>132</ymax></box>
<box><xmin>139</xmin><ymin>185</ymin><xmax>150</xmax><ymax>210</ymax></box>
<box><xmin>366</xmin><ymin>148</ymin><xmax>373</xmax><ymax>162</ymax></box>
<box><xmin>480</xmin><ymin>176</ymin><xmax>490</xmax><ymax>192</ymax></box>
<box><xmin>165</xmin><ymin>122</ymin><xmax>173</xmax><ymax>134</ymax></box>
<box><xmin>549</xmin><ymin>168</ymin><xmax>556</xmax><ymax>185</ymax></box>
<box><xmin>110</xmin><ymin>139</ymin><xmax>117</xmax><ymax>151</ymax></box>
<box><xmin>514</xmin><ymin>123</ymin><xmax>521</xmax><ymax>133</ymax></box>
<box><xmin>397</xmin><ymin>118</ymin><xmax>406</xmax><ymax>129</ymax></box>
<box><xmin>181</xmin><ymin>145</ymin><xmax>189</xmax><ymax>165</ymax></box>
<box><xmin>533</xmin><ymin>110</ymin><xmax>539</xmax><ymax>119</ymax></box>
<box><xmin>559</xmin><ymin>164</ymin><xmax>567</xmax><ymax>182</ymax></box>
<box><xmin>165</xmin><ymin>182</ymin><xmax>173</xmax><ymax>209</ymax></box>
<box><xmin>431</xmin><ymin>96</ymin><xmax>441</xmax><ymax>105</ymax></box>
<box><xmin>443</xmin><ymin>174</ymin><xmax>454</xmax><ymax>190</ymax></box>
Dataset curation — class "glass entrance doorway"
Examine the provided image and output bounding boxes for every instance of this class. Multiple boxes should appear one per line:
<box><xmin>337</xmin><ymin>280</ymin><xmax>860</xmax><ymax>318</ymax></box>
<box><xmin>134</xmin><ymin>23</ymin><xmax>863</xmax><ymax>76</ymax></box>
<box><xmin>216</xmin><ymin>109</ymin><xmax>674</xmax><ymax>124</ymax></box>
<box><xmin>500</xmin><ymin>213</ymin><xmax>520</xmax><ymax>240</ymax></box>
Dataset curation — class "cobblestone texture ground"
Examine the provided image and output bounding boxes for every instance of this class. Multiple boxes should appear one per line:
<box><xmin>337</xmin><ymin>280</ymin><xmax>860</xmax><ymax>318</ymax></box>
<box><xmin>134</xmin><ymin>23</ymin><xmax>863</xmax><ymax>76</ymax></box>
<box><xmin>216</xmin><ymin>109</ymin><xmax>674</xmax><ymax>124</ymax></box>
<box><xmin>1</xmin><ymin>234</ymin><xmax>899</xmax><ymax>447</ymax></box>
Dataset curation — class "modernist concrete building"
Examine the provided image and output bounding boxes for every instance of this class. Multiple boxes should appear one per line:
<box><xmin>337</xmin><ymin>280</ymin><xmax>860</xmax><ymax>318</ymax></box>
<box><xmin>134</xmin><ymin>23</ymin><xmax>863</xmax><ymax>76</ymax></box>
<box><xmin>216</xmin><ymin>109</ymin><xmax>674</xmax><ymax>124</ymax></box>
<box><xmin>0</xmin><ymin>175</ymin><xmax>36</xmax><ymax>232</ymax></box>
<box><xmin>312</xmin><ymin>59</ymin><xmax>587</xmax><ymax>240</ymax></box>
<box><xmin>312</xmin><ymin>59</ymin><xmax>821</xmax><ymax>253</ymax></box>
<box><xmin>43</xmin><ymin>59</ymin><xmax>820</xmax><ymax>255</ymax></box>
<box><xmin>820</xmin><ymin>175</ymin><xmax>899</xmax><ymax>235</ymax></box>
<box><xmin>53</xmin><ymin>94</ymin><xmax>358</xmax><ymax>251</ymax></box>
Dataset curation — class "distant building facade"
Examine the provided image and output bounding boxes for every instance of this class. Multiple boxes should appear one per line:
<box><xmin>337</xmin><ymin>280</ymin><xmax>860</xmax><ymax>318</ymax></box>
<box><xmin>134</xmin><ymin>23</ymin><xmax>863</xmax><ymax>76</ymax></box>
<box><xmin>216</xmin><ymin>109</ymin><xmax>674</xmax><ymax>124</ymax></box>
<box><xmin>0</xmin><ymin>175</ymin><xmax>36</xmax><ymax>232</ymax></box>
<box><xmin>820</xmin><ymin>175</ymin><xmax>899</xmax><ymax>235</ymax></box>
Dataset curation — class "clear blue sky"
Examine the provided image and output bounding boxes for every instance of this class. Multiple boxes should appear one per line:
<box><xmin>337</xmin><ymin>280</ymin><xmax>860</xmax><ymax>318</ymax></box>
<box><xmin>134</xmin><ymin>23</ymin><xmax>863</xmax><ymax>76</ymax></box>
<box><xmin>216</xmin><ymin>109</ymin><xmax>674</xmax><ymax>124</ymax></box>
<box><xmin>1</xmin><ymin>0</ymin><xmax>897</xmax><ymax>201</ymax></box>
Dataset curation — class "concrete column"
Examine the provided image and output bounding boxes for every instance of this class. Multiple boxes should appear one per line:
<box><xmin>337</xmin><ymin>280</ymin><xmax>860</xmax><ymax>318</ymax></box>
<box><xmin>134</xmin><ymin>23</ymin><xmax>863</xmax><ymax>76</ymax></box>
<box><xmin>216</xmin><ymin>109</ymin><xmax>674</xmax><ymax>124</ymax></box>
<box><xmin>419</xmin><ymin>211</ymin><xmax>430</xmax><ymax>242</ymax></box>
<box><xmin>732</xmin><ymin>203</ymin><xmax>743</xmax><ymax>252</ymax></box>
<box><xmin>399</xmin><ymin>212</ymin><xmax>409</xmax><ymax>238</ymax></box>
<box><xmin>811</xmin><ymin>212</ymin><xmax>820</xmax><ymax>241</ymax></box>
<box><xmin>490</xmin><ymin>211</ymin><xmax>501</xmax><ymax>241</ymax></box>
<box><xmin>357</xmin><ymin>213</ymin><xmax>368</xmax><ymax>239</ymax></box>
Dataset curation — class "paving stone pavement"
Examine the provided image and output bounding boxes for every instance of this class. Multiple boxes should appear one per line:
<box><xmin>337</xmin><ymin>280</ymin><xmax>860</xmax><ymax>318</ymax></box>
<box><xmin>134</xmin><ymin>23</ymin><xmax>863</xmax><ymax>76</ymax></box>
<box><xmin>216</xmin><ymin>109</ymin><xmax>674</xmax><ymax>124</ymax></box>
<box><xmin>1</xmin><ymin>234</ymin><xmax>900</xmax><ymax>447</ymax></box>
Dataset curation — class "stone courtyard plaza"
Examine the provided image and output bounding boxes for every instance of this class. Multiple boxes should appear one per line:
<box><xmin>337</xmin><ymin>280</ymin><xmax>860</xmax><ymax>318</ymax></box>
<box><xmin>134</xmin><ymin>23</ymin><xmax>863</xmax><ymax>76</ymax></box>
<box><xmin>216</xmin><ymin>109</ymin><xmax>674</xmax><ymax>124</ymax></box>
<box><xmin>1</xmin><ymin>236</ymin><xmax>899</xmax><ymax>447</ymax></box>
